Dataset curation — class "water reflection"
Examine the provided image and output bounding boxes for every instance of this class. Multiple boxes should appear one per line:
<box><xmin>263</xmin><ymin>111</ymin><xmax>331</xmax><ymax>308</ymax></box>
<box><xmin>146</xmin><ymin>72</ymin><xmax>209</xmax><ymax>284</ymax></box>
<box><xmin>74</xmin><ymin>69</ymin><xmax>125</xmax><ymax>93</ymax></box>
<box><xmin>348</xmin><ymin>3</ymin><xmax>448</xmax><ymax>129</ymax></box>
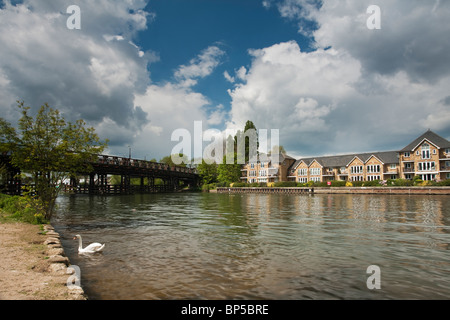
<box><xmin>53</xmin><ymin>193</ymin><xmax>450</xmax><ymax>300</ymax></box>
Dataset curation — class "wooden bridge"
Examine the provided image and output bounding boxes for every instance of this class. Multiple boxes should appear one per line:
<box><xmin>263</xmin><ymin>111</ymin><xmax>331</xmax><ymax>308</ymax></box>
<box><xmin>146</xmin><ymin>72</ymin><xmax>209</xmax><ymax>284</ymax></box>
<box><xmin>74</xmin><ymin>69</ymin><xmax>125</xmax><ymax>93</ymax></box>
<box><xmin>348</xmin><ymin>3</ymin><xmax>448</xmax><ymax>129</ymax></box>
<box><xmin>0</xmin><ymin>153</ymin><xmax>199</xmax><ymax>195</ymax></box>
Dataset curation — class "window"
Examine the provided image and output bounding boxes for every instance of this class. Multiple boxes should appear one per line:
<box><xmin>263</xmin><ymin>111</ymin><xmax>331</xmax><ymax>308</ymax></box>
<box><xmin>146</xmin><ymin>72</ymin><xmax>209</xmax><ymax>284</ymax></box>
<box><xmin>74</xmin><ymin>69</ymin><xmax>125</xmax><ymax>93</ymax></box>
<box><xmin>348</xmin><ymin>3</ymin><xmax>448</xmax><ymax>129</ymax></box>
<box><xmin>446</xmin><ymin>161</ymin><xmax>450</xmax><ymax>167</ymax></box>
<box><xmin>298</xmin><ymin>177</ymin><xmax>307</xmax><ymax>183</ymax></box>
<box><xmin>433</xmin><ymin>149</ymin><xmax>436</xmax><ymax>155</ymax></box>
<box><xmin>390</xmin><ymin>164</ymin><xmax>396</xmax><ymax>169</ymax></box>
<box><xmin>405</xmin><ymin>174</ymin><xmax>412</xmax><ymax>180</ymax></box>
<box><xmin>367</xmin><ymin>175</ymin><xmax>381</xmax><ymax>181</ymax></box>
<box><xmin>404</xmin><ymin>152</ymin><xmax>410</xmax><ymax>157</ymax></box>
<box><xmin>447</xmin><ymin>173</ymin><xmax>450</xmax><ymax>179</ymax></box>
<box><xmin>421</xmin><ymin>143</ymin><xmax>430</xmax><ymax>159</ymax></box>
<box><xmin>250</xmin><ymin>163</ymin><xmax>255</xmax><ymax>169</ymax></box>
<box><xmin>298</xmin><ymin>168</ymin><xmax>308</xmax><ymax>176</ymax></box>
<box><xmin>261</xmin><ymin>162</ymin><xmax>265</xmax><ymax>168</ymax></box>
<box><xmin>351</xmin><ymin>166</ymin><xmax>363</xmax><ymax>174</ymax></box>
<box><xmin>310</xmin><ymin>168</ymin><xmax>321</xmax><ymax>176</ymax></box>
<box><xmin>446</xmin><ymin>148</ymin><xmax>450</xmax><ymax>154</ymax></box>
<box><xmin>310</xmin><ymin>177</ymin><xmax>321</xmax><ymax>182</ymax></box>
<box><xmin>366</xmin><ymin>165</ymin><xmax>380</xmax><ymax>173</ymax></box>
<box><xmin>405</xmin><ymin>163</ymin><xmax>411</xmax><ymax>169</ymax></box>
<box><xmin>418</xmin><ymin>162</ymin><xmax>435</xmax><ymax>171</ymax></box>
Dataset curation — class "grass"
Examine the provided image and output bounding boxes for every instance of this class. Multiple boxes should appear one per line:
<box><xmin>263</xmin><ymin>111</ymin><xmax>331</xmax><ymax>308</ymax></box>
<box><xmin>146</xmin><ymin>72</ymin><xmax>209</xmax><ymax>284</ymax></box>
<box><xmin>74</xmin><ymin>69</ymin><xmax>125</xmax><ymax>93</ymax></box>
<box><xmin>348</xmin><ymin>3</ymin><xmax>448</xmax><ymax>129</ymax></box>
<box><xmin>0</xmin><ymin>194</ymin><xmax>48</xmax><ymax>225</ymax></box>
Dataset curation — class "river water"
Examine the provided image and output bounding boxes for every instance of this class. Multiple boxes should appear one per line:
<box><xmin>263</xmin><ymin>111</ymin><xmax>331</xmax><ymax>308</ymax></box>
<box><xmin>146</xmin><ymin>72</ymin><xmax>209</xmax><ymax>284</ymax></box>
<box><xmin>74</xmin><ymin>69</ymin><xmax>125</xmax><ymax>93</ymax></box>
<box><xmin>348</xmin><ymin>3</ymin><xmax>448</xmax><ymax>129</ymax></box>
<box><xmin>52</xmin><ymin>192</ymin><xmax>450</xmax><ymax>300</ymax></box>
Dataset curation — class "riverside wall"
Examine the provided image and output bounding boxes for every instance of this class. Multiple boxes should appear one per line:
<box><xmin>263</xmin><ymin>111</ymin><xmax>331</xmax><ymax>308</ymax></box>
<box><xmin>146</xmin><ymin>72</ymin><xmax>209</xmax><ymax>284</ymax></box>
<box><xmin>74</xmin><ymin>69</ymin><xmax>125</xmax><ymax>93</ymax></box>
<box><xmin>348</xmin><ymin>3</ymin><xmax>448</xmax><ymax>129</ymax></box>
<box><xmin>216</xmin><ymin>187</ymin><xmax>450</xmax><ymax>195</ymax></box>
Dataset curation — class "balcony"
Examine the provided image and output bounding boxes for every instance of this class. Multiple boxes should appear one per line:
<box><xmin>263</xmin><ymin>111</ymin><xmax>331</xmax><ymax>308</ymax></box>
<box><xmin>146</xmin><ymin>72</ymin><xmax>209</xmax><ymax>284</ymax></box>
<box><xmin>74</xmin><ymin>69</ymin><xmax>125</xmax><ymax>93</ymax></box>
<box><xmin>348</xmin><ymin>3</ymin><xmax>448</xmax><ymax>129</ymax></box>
<box><xmin>268</xmin><ymin>168</ymin><xmax>279</xmax><ymax>177</ymax></box>
<box><xmin>403</xmin><ymin>168</ymin><xmax>414</xmax><ymax>173</ymax></box>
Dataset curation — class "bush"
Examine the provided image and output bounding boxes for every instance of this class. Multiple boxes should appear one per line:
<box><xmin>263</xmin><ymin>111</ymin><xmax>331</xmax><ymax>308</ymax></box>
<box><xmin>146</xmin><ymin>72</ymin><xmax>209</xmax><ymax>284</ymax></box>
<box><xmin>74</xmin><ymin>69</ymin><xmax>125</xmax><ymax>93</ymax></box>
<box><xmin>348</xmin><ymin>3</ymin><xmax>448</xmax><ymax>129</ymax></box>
<box><xmin>436</xmin><ymin>179</ymin><xmax>450</xmax><ymax>186</ymax></box>
<box><xmin>273</xmin><ymin>181</ymin><xmax>298</xmax><ymax>188</ymax></box>
<box><xmin>0</xmin><ymin>194</ymin><xmax>47</xmax><ymax>224</ymax></box>
<box><xmin>390</xmin><ymin>179</ymin><xmax>413</xmax><ymax>187</ymax></box>
<box><xmin>232</xmin><ymin>182</ymin><xmax>249</xmax><ymax>188</ymax></box>
<box><xmin>331</xmin><ymin>181</ymin><xmax>347</xmax><ymax>187</ymax></box>
<box><xmin>362</xmin><ymin>180</ymin><xmax>382</xmax><ymax>187</ymax></box>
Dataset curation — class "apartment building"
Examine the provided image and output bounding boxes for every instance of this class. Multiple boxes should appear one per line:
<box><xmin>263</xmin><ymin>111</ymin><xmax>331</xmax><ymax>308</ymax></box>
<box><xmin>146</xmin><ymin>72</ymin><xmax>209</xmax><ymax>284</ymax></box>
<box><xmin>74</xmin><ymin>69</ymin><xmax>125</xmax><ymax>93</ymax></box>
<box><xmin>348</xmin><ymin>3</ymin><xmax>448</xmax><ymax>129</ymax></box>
<box><xmin>240</xmin><ymin>130</ymin><xmax>450</xmax><ymax>184</ymax></box>
<box><xmin>288</xmin><ymin>151</ymin><xmax>399</xmax><ymax>183</ymax></box>
<box><xmin>241</xmin><ymin>153</ymin><xmax>296</xmax><ymax>183</ymax></box>
<box><xmin>399</xmin><ymin>130</ymin><xmax>450</xmax><ymax>181</ymax></box>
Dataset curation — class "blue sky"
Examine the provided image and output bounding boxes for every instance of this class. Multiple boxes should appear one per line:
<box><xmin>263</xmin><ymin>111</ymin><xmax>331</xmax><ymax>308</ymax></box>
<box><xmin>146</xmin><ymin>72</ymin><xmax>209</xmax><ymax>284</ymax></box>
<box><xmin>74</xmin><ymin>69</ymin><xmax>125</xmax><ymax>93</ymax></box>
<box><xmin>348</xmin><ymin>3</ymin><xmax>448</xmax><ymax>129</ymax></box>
<box><xmin>138</xmin><ymin>0</ymin><xmax>314</xmax><ymax>126</ymax></box>
<box><xmin>0</xmin><ymin>0</ymin><xmax>449</xmax><ymax>160</ymax></box>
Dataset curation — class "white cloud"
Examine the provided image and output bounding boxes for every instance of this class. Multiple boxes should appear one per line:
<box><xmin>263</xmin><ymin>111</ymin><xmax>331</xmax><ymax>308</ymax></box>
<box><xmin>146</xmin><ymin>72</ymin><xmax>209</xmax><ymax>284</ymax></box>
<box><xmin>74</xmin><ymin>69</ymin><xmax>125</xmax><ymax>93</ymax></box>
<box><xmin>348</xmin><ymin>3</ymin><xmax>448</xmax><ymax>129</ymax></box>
<box><xmin>224</xmin><ymin>0</ymin><xmax>450</xmax><ymax>156</ymax></box>
<box><xmin>0</xmin><ymin>0</ymin><xmax>151</xmax><ymax>131</ymax></box>
<box><xmin>0</xmin><ymin>1</ymin><xmax>226</xmax><ymax>160</ymax></box>
<box><xmin>223</xmin><ymin>71</ymin><xmax>235</xmax><ymax>83</ymax></box>
<box><xmin>174</xmin><ymin>46</ymin><xmax>225</xmax><ymax>87</ymax></box>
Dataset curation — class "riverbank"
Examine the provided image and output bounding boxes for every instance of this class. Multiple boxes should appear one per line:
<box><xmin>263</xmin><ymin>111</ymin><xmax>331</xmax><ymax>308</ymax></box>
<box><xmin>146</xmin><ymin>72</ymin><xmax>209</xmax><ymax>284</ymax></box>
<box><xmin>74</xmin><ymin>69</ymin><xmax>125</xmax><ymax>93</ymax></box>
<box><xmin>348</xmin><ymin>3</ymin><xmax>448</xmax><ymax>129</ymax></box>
<box><xmin>0</xmin><ymin>222</ymin><xmax>86</xmax><ymax>300</ymax></box>
<box><xmin>215</xmin><ymin>186</ymin><xmax>450</xmax><ymax>195</ymax></box>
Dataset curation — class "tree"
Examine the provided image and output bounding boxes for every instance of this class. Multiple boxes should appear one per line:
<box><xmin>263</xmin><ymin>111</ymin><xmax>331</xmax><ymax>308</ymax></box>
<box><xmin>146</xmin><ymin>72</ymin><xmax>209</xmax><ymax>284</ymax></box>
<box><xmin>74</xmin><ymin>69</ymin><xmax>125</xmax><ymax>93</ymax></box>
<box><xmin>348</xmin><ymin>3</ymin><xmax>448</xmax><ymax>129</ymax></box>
<box><xmin>197</xmin><ymin>160</ymin><xmax>218</xmax><ymax>185</ymax></box>
<box><xmin>234</xmin><ymin>120</ymin><xmax>259</xmax><ymax>163</ymax></box>
<box><xmin>217</xmin><ymin>154</ymin><xmax>242</xmax><ymax>184</ymax></box>
<box><xmin>0</xmin><ymin>101</ymin><xmax>107</xmax><ymax>219</ymax></box>
<box><xmin>268</xmin><ymin>145</ymin><xmax>286</xmax><ymax>155</ymax></box>
<box><xmin>160</xmin><ymin>153</ymin><xmax>189</xmax><ymax>167</ymax></box>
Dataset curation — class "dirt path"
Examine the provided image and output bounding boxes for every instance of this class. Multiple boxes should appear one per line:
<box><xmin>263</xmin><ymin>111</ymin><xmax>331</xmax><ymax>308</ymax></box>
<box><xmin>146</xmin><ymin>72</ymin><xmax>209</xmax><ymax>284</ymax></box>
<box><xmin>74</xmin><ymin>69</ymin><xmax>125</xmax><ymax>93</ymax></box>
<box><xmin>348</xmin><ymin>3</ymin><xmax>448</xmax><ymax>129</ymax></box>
<box><xmin>0</xmin><ymin>222</ymin><xmax>84</xmax><ymax>300</ymax></box>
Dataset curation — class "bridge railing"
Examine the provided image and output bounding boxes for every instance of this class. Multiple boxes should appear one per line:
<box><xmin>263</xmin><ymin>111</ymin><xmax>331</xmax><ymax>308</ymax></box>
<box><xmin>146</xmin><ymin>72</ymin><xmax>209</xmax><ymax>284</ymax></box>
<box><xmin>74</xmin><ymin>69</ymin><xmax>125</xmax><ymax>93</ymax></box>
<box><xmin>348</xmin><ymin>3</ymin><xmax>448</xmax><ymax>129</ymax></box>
<box><xmin>95</xmin><ymin>155</ymin><xmax>197</xmax><ymax>174</ymax></box>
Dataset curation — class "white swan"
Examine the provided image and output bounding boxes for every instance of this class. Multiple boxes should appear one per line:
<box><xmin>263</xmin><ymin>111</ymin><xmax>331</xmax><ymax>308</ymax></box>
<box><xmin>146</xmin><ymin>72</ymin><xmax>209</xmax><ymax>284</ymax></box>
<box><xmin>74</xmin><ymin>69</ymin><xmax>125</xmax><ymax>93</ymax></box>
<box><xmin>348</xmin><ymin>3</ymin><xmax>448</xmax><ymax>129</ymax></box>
<box><xmin>73</xmin><ymin>234</ymin><xmax>105</xmax><ymax>254</ymax></box>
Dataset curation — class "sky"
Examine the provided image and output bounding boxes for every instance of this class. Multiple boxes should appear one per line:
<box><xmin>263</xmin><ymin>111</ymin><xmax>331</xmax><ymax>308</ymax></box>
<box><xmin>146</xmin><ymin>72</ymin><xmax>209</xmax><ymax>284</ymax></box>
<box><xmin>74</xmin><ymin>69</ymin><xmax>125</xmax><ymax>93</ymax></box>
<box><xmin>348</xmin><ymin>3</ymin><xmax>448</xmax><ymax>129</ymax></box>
<box><xmin>0</xmin><ymin>0</ymin><xmax>449</xmax><ymax>161</ymax></box>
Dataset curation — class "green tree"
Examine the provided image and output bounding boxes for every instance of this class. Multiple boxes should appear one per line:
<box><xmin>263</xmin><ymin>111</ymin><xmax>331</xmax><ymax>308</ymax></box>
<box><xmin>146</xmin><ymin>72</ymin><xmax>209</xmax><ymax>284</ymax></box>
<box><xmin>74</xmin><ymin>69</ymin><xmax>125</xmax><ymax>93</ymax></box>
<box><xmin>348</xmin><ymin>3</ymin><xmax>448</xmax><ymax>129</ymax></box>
<box><xmin>0</xmin><ymin>101</ymin><xmax>107</xmax><ymax>219</ymax></box>
<box><xmin>234</xmin><ymin>120</ymin><xmax>259</xmax><ymax>163</ymax></box>
<box><xmin>160</xmin><ymin>153</ymin><xmax>189</xmax><ymax>167</ymax></box>
<box><xmin>197</xmin><ymin>160</ymin><xmax>218</xmax><ymax>185</ymax></box>
<box><xmin>268</xmin><ymin>145</ymin><xmax>286</xmax><ymax>155</ymax></box>
<box><xmin>217</xmin><ymin>154</ymin><xmax>242</xmax><ymax>184</ymax></box>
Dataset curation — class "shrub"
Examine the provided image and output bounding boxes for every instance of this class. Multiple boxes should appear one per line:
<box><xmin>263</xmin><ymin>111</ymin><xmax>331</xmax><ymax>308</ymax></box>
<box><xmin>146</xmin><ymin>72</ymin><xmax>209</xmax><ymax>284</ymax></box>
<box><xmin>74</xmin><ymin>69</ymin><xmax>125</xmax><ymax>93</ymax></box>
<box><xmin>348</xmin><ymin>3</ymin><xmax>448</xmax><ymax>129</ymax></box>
<box><xmin>390</xmin><ymin>179</ymin><xmax>413</xmax><ymax>187</ymax></box>
<box><xmin>331</xmin><ymin>181</ymin><xmax>347</xmax><ymax>187</ymax></box>
<box><xmin>436</xmin><ymin>179</ymin><xmax>450</xmax><ymax>186</ymax></box>
<box><xmin>0</xmin><ymin>194</ymin><xmax>47</xmax><ymax>224</ymax></box>
<box><xmin>273</xmin><ymin>181</ymin><xmax>298</xmax><ymax>188</ymax></box>
<box><xmin>232</xmin><ymin>182</ymin><xmax>249</xmax><ymax>188</ymax></box>
<box><xmin>345</xmin><ymin>181</ymin><xmax>353</xmax><ymax>187</ymax></box>
<box><xmin>363</xmin><ymin>180</ymin><xmax>382</xmax><ymax>187</ymax></box>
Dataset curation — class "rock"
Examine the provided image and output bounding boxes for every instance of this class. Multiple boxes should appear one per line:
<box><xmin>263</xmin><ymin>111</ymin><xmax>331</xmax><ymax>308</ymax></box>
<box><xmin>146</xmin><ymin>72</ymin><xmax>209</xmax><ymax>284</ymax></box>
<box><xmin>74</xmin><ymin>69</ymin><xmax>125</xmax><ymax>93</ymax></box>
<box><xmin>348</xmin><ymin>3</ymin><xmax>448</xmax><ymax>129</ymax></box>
<box><xmin>68</xmin><ymin>286</ymin><xmax>86</xmax><ymax>300</ymax></box>
<box><xmin>48</xmin><ymin>255</ymin><xmax>69</xmax><ymax>266</ymax></box>
<box><xmin>45</xmin><ymin>231</ymin><xmax>60</xmax><ymax>238</ymax></box>
<box><xmin>48</xmin><ymin>263</ymin><xmax>67</xmax><ymax>275</ymax></box>
<box><xmin>47</xmin><ymin>248</ymin><xmax>65</xmax><ymax>256</ymax></box>
<box><xmin>43</xmin><ymin>225</ymin><xmax>54</xmax><ymax>231</ymax></box>
<box><xmin>47</xmin><ymin>243</ymin><xmax>62</xmax><ymax>249</ymax></box>
<box><xmin>44</xmin><ymin>237</ymin><xmax>60</xmax><ymax>245</ymax></box>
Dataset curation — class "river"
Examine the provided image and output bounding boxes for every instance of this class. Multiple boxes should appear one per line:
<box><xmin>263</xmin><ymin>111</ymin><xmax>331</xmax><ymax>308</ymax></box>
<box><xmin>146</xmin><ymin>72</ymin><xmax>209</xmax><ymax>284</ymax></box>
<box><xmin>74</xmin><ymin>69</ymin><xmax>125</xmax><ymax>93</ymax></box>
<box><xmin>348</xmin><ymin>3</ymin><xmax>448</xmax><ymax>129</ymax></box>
<box><xmin>52</xmin><ymin>192</ymin><xmax>450</xmax><ymax>300</ymax></box>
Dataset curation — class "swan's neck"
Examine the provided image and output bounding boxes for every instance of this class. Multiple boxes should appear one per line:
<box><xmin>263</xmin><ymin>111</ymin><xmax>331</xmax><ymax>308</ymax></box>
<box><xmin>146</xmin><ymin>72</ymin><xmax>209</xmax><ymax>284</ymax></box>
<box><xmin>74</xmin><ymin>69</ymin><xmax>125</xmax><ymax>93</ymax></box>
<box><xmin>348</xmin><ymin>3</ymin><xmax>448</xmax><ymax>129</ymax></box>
<box><xmin>78</xmin><ymin>237</ymin><xmax>83</xmax><ymax>250</ymax></box>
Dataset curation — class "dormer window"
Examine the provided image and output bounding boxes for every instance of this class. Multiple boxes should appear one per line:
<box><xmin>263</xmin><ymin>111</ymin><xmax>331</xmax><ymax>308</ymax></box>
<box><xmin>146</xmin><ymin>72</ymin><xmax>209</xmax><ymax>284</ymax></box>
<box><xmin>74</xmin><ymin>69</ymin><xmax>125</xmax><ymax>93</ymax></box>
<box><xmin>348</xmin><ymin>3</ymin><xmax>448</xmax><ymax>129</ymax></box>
<box><xmin>421</xmin><ymin>143</ymin><xmax>430</xmax><ymax>159</ymax></box>
<box><xmin>404</xmin><ymin>152</ymin><xmax>410</xmax><ymax>157</ymax></box>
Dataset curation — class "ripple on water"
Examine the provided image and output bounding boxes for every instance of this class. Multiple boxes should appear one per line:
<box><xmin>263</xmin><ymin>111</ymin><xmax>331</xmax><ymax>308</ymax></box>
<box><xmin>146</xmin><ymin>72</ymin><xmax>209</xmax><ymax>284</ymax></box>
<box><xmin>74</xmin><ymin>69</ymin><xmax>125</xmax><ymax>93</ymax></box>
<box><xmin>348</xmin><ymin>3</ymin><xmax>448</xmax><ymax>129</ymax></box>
<box><xmin>53</xmin><ymin>193</ymin><xmax>450</xmax><ymax>300</ymax></box>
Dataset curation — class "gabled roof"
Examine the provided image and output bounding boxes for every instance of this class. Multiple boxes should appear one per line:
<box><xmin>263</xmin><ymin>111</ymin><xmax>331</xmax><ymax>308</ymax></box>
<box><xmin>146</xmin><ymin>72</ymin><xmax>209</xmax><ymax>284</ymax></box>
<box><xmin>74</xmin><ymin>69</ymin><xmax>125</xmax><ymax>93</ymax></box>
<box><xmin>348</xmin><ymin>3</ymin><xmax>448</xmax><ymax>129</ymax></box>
<box><xmin>400</xmin><ymin>130</ymin><xmax>450</xmax><ymax>152</ymax></box>
<box><xmin>290</xmin><ymin>150</ymin><xmax>399</xmax><ymax>171</ymax></box>
<box><xmin>346</xmin><ymin>155</ymin><xmax>365</xmax><ymax>167</ymax></box>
